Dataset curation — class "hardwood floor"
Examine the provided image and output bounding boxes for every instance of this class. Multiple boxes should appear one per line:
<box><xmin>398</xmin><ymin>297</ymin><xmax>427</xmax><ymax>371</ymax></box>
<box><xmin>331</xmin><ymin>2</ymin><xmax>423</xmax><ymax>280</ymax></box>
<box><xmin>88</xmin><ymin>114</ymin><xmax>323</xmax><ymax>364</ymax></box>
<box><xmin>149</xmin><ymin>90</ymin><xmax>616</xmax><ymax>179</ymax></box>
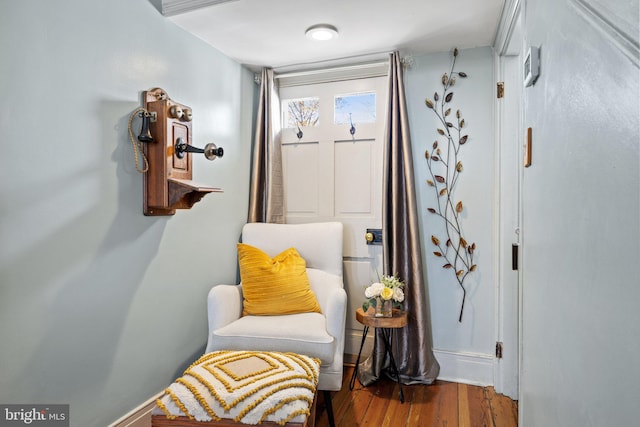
<box><xmin>314</xmin><ymin>366</ymin><xmax>518</xmax><ymax>427</ymax></box>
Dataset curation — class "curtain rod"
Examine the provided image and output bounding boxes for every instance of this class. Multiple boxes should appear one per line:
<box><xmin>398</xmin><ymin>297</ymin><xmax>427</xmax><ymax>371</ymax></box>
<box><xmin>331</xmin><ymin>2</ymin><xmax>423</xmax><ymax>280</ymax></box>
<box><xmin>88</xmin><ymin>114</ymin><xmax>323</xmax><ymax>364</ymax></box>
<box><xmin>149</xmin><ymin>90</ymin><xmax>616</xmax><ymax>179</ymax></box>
<box><xmin>274</xmin><ymin>61</ymin><xmax>389</xmax><ymax>80</ymax></box>
<box><xmin>253</xmin><ymin>53</ymin><xmax>411</xmax><ymax>86</ymax></box>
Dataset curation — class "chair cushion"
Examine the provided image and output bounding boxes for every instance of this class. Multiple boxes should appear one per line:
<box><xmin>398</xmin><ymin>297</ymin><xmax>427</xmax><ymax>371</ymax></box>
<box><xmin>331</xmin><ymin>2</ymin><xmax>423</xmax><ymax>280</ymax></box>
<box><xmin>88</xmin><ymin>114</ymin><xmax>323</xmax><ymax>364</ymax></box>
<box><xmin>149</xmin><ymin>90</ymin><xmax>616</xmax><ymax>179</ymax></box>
<box><xmin>211</xmin><ymin>313</ymin><xmax>335</xmax><ymax>364</ymax></box>
<box><xmin>237</xmin><ymin>244</ymin><xmax>321</xmax><ymax>316</ymax></box>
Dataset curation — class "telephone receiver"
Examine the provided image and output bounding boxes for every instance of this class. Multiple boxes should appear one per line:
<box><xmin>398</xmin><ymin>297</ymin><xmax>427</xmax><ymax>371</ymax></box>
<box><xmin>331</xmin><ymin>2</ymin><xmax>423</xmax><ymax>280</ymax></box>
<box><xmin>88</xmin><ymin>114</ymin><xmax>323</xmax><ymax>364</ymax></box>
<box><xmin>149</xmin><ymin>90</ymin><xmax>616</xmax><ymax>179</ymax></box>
<box><xmin>137</xmin><ymin>110</ymin><xmax>154</xmax><ymax>143</ymax></box>
<box><xmin>135</xmin><ymin>103</ymin><xmax>191</xmax><ymax>144</ymax></box>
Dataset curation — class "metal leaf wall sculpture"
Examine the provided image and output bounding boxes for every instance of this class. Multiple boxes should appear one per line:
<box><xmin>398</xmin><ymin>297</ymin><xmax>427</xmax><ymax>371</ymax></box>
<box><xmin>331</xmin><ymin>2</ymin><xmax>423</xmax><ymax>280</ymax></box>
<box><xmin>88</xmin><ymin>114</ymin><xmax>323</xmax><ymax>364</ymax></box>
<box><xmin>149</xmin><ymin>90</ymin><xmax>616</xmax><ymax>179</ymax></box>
<box><xmin>424</xmin><ymin>48</ymin><xmax>476</xmax><ymax>322</ymax></box>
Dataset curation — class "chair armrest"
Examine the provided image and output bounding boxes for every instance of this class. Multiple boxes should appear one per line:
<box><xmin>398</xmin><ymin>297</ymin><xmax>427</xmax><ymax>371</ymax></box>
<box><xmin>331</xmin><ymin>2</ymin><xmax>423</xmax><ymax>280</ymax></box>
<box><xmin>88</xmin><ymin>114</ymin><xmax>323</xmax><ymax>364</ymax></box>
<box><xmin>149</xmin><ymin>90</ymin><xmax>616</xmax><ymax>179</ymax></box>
<box><xmin>207</xmin><ymin>284</ymin><xmax>243</xmax><ymax>334</ymax></box>
<box><xmin>325</xmin><ymin>287</ymin><xmax>347</xmax><ymax>340</ymax></box>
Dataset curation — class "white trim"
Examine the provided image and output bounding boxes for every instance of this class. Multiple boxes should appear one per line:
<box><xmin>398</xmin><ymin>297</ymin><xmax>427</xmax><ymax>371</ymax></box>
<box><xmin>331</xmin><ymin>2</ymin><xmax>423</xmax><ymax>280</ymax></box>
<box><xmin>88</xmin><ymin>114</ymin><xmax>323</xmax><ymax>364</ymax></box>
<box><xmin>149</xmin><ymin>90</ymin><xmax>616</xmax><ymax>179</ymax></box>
<box><xmin>434</xmin><ymin>349</ymin><xmax>494</xmax><ymax>386</ymax></box>
<box><xmin>492</xmin><ymin>0</ymin><xmax>524</xmax><ymax>402</ymax></box>
<box><xmin>276</xmin><ymin>62</ymin><xmax>388</xmax><ymax>80</ymax></box>
<box><xmin>276</xmin><ymin>61</ymin><xmax>389</xmax><ymax>88</ymax></box>
<box><xmin>108</xmin><ymin>391</ymin><xmax>163</xmax><ymax>427</ymax></box>
<box><xmin>274</xmin><ymin>51</ymin><xmax>391</xmax><ymax>74</ymax></box>
<box><xmin>344</xmin><ymin>330</ymin><xmax>374</xmax><ymax>359</ymax></box>
<box><xmin>160</xmin><ymin>0</ymin><xmax>239</xmax><ymax>17</ymax></box>
<box><xmin>494</xmin><ymin>0</ymin><xmax>523</xmax><ymax>56</ymax></box>
<box><xmin>492</xmin><ymin>48</ymin><xmax>503</xmax><ymax>396</ymax></box>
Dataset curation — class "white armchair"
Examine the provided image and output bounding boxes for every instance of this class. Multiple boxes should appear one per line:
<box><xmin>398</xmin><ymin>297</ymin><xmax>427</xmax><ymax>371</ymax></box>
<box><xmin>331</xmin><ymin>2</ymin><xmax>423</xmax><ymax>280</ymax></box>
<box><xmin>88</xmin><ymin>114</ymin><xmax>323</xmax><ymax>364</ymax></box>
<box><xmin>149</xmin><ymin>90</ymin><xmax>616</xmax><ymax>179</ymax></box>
<box><xmin>205</xmin><ymin>222</ymin><xmax>347</xmax><ymax>426</ymax></box>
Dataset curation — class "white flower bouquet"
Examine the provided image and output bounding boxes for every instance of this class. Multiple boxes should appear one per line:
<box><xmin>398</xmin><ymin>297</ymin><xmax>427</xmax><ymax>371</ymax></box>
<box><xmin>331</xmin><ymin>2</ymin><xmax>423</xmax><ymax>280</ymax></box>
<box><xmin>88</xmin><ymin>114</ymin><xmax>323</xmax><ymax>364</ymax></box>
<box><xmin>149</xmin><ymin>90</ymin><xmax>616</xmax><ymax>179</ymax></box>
<box><xmin>362</xmin><ymin>274</ymin><xmax>405</xmax><ymax>316</ymax></box>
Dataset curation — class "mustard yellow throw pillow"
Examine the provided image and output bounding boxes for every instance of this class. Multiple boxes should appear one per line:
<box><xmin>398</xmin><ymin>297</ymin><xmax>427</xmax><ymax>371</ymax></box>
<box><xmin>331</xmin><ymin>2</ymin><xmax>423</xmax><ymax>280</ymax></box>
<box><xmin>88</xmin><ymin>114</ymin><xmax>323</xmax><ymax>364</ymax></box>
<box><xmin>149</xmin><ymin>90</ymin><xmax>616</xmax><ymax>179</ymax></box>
<box><xmin>238</xmin><ymin>243</ymin><xmax>321</xmax><ymax>316</ymax></box>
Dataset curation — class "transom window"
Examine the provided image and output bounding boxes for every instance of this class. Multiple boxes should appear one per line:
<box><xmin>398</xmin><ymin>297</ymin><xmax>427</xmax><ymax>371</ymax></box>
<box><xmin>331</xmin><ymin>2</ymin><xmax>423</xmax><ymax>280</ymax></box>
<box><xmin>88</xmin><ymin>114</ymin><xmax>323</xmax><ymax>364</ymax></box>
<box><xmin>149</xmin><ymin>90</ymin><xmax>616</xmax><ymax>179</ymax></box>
<box><xmin>282</xmin><ymin>97</ymin><xmax>320</xmax><ymax>128</ymax></box>
<box><xmin>282</xmin><ymin>91</ymin><xmax>377</xmax><ymax>130</ymax></box>
<box><xmin>334</xmin><ymin>92</ymin><xmax>376</xmax><ymax>125</ymax></box>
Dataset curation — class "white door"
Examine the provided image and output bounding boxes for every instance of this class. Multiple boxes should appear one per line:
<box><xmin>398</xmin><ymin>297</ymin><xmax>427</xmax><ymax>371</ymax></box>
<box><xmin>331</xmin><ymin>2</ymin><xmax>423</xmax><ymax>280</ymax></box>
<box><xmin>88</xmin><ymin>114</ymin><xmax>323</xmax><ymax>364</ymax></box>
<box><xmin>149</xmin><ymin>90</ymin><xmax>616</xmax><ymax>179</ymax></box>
<box><xmin>279</xmin><ymin>73</ymin><xmax>387</xmax><ymax>356</ymax></box>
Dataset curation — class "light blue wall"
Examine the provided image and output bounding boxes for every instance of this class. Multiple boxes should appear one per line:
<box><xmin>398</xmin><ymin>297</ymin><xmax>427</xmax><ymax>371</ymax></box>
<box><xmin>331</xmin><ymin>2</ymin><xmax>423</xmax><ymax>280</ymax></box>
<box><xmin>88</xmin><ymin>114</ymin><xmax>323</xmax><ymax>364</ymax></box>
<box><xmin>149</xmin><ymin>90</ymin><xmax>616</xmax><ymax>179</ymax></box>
<box><xmin>0</xmin><ymin>1</ymin><xmax>254</xmax><ymax>426</ymax></box>
<box><xmin>520</xmin><ymin>0</ymin><xmax>640</xmax><ymax>425</ymax></box>
<box><xmin>405</xmin><ymin>48</ymin><xmax>496</xmax><ymax>356</ymax></box>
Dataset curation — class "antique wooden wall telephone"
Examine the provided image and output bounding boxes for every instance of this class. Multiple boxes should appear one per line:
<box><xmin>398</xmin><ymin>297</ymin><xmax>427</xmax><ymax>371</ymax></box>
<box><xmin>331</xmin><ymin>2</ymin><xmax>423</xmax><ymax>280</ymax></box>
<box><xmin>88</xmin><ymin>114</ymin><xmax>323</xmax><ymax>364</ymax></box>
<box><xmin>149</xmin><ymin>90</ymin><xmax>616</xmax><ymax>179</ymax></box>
<box><xmin>128</xmin><ymin>88</ymin><xmax>223</xmax><ymax>216</ymax></box>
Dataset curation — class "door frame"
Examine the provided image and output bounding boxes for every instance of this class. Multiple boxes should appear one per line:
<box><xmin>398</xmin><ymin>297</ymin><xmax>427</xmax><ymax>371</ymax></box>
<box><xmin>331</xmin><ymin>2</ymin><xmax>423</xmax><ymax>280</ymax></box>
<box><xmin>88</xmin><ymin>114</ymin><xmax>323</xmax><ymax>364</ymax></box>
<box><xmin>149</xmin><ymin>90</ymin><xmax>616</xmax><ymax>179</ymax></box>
<box><xmin>493</xmin><ymin>0</ymin><xmax>524</xmax><ymax>400</ymax></box>
<box><xmin>277</xmin><ymin>66</ymin><xmax>388</xmax><ymax>358</ymax></box>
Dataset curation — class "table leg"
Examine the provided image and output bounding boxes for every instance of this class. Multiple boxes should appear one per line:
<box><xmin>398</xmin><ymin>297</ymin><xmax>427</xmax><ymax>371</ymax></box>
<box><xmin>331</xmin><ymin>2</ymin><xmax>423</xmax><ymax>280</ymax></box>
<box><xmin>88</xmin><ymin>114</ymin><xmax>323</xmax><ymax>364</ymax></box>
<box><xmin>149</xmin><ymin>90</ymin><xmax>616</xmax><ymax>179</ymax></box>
<box><xmin>349</xmin><ymin>325</ymin><xmax>369</xmax><ymax>390</ymax></box>
<box><xmin>391</xmin><ymin>358</ymin><xmax>405</xmax><ymax>403</ymax></box>
<box><xmin>381</xmin><ymin>328</ymin><xmax>404</xmax><ymax>403</ymax></box>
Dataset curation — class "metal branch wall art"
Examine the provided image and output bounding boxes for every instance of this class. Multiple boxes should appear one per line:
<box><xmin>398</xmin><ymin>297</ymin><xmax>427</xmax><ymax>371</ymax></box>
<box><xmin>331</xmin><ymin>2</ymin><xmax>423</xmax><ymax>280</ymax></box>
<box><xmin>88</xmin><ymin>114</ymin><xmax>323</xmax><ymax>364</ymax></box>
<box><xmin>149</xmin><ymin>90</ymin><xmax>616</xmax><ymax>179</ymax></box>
<box><xmin>424</xmin><ymin>48</ymin><xmax>476</xmax><ymax>322</ymax></box>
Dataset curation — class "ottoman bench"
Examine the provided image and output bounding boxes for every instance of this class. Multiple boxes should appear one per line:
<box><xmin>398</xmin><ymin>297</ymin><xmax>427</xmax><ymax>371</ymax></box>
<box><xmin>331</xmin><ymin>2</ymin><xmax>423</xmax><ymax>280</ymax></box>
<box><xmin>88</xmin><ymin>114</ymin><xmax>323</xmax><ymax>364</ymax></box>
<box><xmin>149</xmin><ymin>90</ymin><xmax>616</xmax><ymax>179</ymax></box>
<box><xmin>151</xmin><ymin>351</ymin><xmax>319</xmax><ymax>427</ymax></box>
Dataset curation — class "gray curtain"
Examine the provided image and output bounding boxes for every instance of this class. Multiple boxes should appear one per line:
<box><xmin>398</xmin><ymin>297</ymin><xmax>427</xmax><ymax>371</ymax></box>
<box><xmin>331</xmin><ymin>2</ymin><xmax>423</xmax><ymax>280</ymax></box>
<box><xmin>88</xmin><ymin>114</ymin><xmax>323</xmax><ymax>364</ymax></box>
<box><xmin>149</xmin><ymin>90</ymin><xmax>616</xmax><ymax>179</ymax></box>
<box><xmin>248</xmin><ymin>68</ymin><xmax>285</xmax><ymax>223</ymax></box>
<box><xmin>358</xmin><ymin>52</ymin><xmax>440</xmax><ymax>386</ymax></box>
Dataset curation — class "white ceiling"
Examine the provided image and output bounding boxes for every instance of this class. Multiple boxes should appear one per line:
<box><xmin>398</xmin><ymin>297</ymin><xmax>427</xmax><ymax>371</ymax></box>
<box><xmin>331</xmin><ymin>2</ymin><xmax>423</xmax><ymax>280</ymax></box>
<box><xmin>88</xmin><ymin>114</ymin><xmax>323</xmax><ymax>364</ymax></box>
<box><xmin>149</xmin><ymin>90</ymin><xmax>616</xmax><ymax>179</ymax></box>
<box><xmin>160</xmin><ymin>0</ymin><xmax>505</xmax><ymax>72</ymax></box>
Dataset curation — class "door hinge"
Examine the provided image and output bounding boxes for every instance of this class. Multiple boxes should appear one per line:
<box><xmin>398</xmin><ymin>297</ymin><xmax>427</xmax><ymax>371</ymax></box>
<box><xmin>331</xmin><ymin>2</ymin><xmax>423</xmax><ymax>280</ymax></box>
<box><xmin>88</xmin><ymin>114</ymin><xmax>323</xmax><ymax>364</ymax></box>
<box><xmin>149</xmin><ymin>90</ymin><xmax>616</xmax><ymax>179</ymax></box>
<box><xmin>496</xmin><ymin>341</ymin><xmax>503</xmax><ymax>359</ymax></box>
<box><xmin>497</xmin><ymin>82</ymin><xmax>505</xmax><ymax>99</ymax></box>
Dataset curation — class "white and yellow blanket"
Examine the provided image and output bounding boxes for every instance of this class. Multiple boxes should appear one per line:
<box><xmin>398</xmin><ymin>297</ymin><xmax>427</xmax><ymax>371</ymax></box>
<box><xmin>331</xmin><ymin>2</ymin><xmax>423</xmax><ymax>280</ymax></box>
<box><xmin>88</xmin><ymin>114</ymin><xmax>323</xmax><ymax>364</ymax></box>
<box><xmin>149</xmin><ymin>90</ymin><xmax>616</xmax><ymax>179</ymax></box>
<box><xmin>153</xmin><ymin>351</ymin><xmax>319</xmax><ymax>425</ymax></box>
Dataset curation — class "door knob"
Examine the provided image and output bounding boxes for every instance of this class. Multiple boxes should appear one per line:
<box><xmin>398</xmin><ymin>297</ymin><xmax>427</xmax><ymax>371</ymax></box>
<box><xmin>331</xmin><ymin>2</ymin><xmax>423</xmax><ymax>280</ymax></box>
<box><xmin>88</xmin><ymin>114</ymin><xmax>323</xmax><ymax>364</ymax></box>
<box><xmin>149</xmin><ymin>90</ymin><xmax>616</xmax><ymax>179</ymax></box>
<box><xmin>365</xmin><ymin>229</ymin><xmax>382</xmax><ymax>245</ymax></box>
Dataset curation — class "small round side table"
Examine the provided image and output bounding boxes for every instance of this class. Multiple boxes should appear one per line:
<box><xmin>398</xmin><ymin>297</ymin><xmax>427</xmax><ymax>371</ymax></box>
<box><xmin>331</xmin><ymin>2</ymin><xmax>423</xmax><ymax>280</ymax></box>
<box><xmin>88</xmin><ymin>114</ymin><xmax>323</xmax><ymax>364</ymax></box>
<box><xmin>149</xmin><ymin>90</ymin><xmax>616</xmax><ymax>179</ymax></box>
<box><xmin>349</xmin><ymin>307</ymin><xmax>407</xmax><ymax>403</ymax></box>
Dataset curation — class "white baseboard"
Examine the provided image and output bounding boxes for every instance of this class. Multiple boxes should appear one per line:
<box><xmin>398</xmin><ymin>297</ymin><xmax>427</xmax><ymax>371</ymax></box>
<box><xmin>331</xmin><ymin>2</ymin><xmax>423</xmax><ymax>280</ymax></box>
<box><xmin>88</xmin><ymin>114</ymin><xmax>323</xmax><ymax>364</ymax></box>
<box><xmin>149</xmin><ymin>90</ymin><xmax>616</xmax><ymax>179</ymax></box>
<box><xmin>108</xmin><ymin>391</ymin><xmax>163</xmax><ymax>427</ymax></box>
<box><xmin>434</xmin><ymin>349</ymin><xmax>494</xmax><ymax>387</ymax></box>
<box><xmin>345</xmin><ymin>336</ymin><xmax>494</xmax><ymax>388</ymax></box>
<box><xmin>344</xmin><ymin>330</ymin><xmax>374</xmax><ymax>359</ymax></box>
<box><xmin>345</xmin><ymin>334</ymin><xmax>494</xmax><ymax>388</ymax></box>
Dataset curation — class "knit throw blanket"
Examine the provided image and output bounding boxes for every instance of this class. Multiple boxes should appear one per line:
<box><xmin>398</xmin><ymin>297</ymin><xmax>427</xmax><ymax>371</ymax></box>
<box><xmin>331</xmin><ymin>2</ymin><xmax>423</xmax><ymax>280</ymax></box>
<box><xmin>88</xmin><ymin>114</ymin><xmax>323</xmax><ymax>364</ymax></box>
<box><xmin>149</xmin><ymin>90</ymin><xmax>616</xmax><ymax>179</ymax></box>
<box><xmin>154</xmin><ymin>351</ymin><xmax>320</xmax><ymax>425</ymax></box>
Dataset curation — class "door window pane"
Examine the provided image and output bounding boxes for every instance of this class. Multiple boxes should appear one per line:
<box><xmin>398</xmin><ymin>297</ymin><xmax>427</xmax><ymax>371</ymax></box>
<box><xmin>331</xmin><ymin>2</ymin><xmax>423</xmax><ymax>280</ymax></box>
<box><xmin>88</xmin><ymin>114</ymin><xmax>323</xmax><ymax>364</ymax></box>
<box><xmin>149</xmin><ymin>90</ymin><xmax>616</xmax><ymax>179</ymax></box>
<box><xmin>334</xmin><ymin>92</ymin><xmax>376</xmax><ymax>125</ymax></box>
<box><xmin>282</xmin><ymin>97</ymin><xmax>320</xmax><ymax>128</ymax></box>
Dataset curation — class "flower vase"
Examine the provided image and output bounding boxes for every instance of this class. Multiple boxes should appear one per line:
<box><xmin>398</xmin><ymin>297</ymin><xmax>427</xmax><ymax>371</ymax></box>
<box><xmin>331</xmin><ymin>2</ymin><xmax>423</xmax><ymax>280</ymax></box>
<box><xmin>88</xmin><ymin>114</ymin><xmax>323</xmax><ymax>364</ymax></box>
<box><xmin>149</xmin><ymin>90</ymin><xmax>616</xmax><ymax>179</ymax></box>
<box><xmin>375</xmin><ymin>298</ymin><xmax>393</xmax><ymax>317</ymax></box>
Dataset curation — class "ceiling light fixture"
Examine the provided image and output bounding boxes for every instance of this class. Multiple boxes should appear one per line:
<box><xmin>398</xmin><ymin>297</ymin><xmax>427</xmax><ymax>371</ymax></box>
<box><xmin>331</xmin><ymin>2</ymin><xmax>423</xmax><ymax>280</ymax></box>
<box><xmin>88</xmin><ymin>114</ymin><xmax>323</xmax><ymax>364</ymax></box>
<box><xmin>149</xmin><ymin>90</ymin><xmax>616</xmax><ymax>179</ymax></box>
<box><xmin>305</xmin><ymin>24</ymin><xmax>339</xmax><ymax>41</ymax></box>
